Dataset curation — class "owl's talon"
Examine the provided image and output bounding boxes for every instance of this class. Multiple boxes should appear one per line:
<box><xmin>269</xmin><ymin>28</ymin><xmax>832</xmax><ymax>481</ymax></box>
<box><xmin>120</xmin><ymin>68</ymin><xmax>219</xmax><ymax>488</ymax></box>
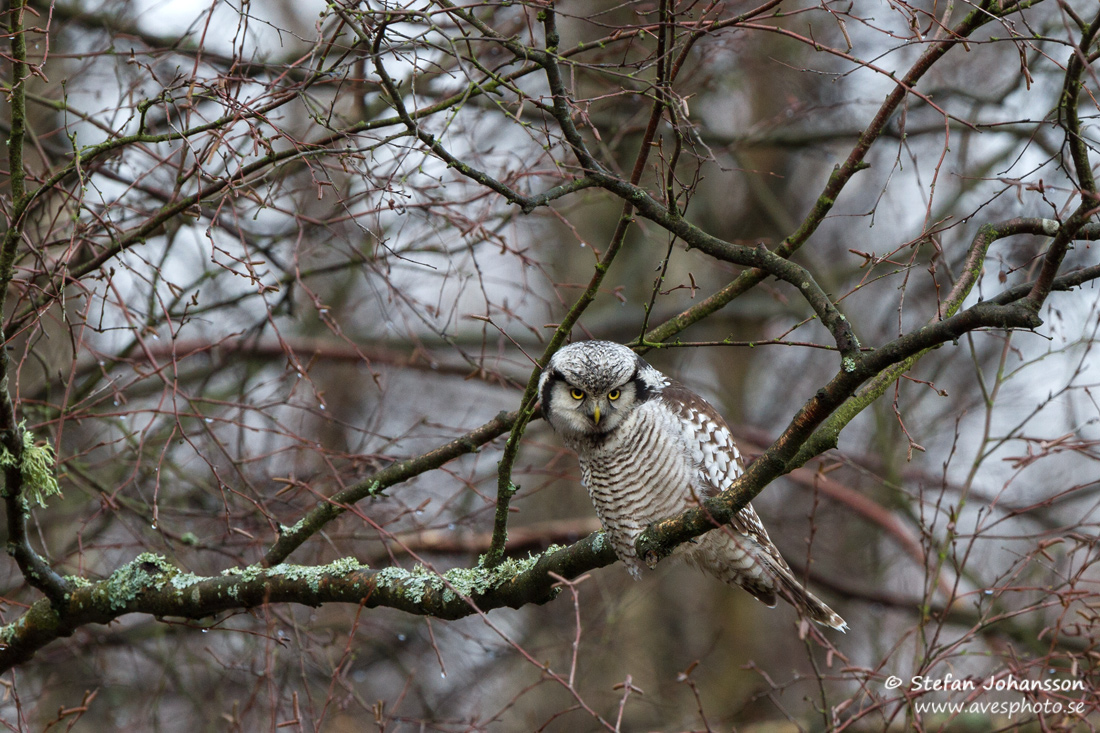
<box><xmin>643</xmin><ymin>550</ymin><xmax>660</xmax><ymax>569</ymax></box>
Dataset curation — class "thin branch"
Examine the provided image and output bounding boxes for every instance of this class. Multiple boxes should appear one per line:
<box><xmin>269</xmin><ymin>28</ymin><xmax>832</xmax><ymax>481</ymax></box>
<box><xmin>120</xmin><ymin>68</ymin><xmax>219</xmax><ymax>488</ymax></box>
<box><xmin>643</xmin><ymin>0</ymin><xmax>1006</xmax><ymax>346</ymax></box>
<box><xmin>262</xmin><ymin>410</ymin><xmax>518</xmax><ymax>566</ymax></box>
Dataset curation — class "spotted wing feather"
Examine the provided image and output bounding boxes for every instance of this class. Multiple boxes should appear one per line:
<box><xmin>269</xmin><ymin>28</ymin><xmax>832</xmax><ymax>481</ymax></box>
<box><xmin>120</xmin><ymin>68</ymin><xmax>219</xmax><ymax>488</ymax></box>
<box><xmin>660</xmin><ymin>383</ymin><xmax>848</xmax><ymax>631</ymax></box>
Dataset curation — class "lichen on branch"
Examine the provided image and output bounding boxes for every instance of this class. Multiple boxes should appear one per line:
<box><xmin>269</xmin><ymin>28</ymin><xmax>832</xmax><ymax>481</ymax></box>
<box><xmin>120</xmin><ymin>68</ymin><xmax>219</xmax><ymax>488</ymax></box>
<box><xmin>0</xmin><ymin>424</ymin><xmax>61</xmax><ymax>508</ymax></box>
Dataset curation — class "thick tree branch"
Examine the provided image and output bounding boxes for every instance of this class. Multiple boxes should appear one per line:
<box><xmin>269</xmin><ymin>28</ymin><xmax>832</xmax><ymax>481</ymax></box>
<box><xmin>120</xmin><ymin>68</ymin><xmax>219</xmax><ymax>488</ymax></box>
<box><xmin>636</xmin><ymin>298</ymin><xmax>1043</xmax><ymax>564</ymax></box>
<box><xmin>0</xmin><ymin>539</ymin><xmax>621</xmax><ymax>672</ymax></box>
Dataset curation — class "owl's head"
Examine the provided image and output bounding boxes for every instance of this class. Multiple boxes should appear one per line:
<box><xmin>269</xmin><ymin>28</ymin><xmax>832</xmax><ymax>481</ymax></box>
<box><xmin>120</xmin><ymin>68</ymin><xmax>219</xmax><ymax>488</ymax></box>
<box><xmin>539</xmin><ymin>341</ymin><xmax>665</xmax><ymax>438</ymax></box>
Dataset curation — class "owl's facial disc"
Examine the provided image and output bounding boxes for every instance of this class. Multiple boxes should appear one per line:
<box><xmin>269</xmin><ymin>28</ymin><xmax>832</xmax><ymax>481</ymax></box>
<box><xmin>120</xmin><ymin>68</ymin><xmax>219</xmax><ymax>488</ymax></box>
<box><xmin>539</xmin><ymin>340</ymin><xmax>652</xmax><ymax>439</ymax></box>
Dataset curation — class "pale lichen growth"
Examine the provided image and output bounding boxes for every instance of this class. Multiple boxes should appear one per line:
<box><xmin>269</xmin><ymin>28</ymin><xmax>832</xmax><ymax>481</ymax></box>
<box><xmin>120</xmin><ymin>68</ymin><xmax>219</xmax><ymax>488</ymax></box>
<box><xmin>221</xmin><ymin>564</ymin><xmax>265</xmax><ymax>582</ymax></box>
<box><xmin>0</xmin><ymin>615</ymin><xmax>28</xmax><ymax>647</ymax></box>
<box><xmin>374</xmin><ymin>555</ymin><xmax>541</xmax><ymax>604</ymax></box>
<box><xmin>165</xmin><ymin>569</ymin><xmax>205</xmax><ymax>604</ymax></box>
<box><xmin>278</xmin><ymin>517</ymin><xmax>306</xmax><ymax>537</ymax></box>
<box><xmin>64</xmin><ymin>575</ymin><xmax>93</xmax><ymax>589</ymax></box>
<box><xmin>326</xmin><ymin>556</ymin><xmax>366</xmax><ymax>575</ymax></box>
<box><xmin>440</xmin><ymin>555</ymin><xmax>538</xmax><ymax>602</ymax></box>
<box><xmin>169</xmin><ymin>571</ymin><xmax>203</xmax><ymax>591</ymax></box>
<box><xmin>374</xmin><ymin>566</ymin><xmax>435</xmax><ymax>603</ymax></box>
<box><xmin>842</xmin><ymin>356</ymin><xmax>857</xmax><ymax>373</ymax></box>
<box><xmin>0</xmin><ymin>424</ymin><xmax>62</xmax><ymax>507</ymax></box>
<box><xmin>267</xmin><ymin>563</ymin><xmax>331</xmax><ymax>593</ymax></box>
<box><xmin>101</xmin><ymin>552</ymin><xmax>176</xmax><ymax>611</ymax></box>
<box><xmin>214</xmin><ymin>558</ymin><xmax>368</xmax><ymax>595</ymax></box>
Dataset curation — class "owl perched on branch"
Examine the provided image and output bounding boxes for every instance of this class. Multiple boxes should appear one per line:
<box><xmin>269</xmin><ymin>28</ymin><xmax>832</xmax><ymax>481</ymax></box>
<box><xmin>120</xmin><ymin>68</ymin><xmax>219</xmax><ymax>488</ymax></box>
<box><xmin>539</xmin><ymin>340</ymin><xmax>846</xmax><ymax>631</ymax></box>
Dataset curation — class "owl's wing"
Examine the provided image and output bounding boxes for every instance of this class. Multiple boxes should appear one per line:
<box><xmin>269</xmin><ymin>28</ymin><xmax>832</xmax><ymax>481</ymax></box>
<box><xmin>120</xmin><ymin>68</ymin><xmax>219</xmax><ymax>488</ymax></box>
<box><xmin>658</xmin><ymin>382</ymin><xmax>788</xmax><ymax>566</ymax></box>
<box><xmin>657</xmin><ymin>382</ymin><xmax>848</xmax><ymax>630</ymax></box>
<box><xmin>657</xmin><ymin>382</ymin><xmax>745</xmax><ymax>498</ymax></box>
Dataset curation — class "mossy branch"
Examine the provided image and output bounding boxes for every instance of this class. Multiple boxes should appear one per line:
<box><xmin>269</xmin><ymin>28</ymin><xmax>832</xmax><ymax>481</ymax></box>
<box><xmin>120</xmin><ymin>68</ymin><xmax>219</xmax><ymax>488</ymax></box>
<box><xmin>0</xmin><ymin>540</ymin><xmax>617</xmax><ymax>673</ymax></box>
<box><xmin>636</xmin><ymin>299</ymin><xmax>1045</xmax><ymax>566</ymax></box>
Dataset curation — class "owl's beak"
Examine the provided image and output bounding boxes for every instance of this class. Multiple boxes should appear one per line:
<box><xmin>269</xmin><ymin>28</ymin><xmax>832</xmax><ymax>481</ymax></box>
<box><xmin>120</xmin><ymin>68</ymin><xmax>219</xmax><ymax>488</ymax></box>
<box><xmin>592</xmin><ymin>404</ymin><xmax>601</xmax><ymax>425</ymax></box>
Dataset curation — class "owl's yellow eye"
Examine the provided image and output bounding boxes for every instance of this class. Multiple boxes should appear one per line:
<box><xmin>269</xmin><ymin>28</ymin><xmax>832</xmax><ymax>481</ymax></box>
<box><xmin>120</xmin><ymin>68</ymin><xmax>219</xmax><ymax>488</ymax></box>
<box><xmin>570</xmin><ymin>388</ymin><xmax>585</xmax><ymax>400</ymax></box>
<box><xmin>607</xmin><ymin>389</ymin><xmax>621</xmax><ymax>401</ymax></box>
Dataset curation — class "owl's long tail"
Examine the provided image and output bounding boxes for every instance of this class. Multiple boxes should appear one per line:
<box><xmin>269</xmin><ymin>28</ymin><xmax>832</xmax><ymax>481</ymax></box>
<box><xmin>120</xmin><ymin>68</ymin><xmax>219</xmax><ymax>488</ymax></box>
<box><xmin>692</xmin><ymin>530</ymin><xmax>848</xmax><ymax>632</ymax></box>
<box><xmin>767</xmin><ymin>559</ymin><xmax>849</xmax><ymax>632</ymax></box>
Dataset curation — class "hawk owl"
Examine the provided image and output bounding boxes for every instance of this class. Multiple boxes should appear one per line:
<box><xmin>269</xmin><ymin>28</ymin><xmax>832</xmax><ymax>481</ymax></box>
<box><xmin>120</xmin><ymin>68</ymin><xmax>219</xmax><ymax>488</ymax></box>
<box><xmin>539</xmin><ymin>340</ymin><xmax>846</xmax><ymax>631</ymax></box>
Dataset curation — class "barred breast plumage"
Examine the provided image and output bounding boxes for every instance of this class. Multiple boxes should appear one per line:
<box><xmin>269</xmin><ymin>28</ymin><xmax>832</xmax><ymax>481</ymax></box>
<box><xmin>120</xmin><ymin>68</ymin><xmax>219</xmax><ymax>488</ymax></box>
<box><xmin>539</xmin><ymin>340</ymin><xmax>847</xmax><ymax>631</ymax></box>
